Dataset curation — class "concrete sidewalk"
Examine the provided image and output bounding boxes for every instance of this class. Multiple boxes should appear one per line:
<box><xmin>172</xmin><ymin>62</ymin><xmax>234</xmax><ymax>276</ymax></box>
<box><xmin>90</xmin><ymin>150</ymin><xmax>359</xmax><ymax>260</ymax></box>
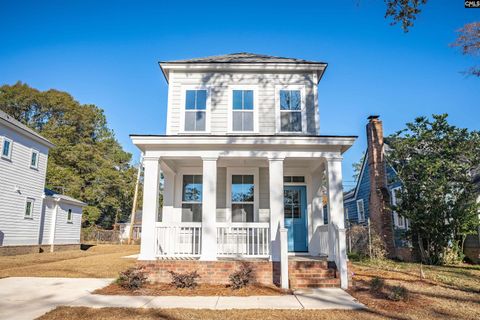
<box><xmin>0</xmin><ymin>277</ymin><xmax>365</xmax><ymax>320</ymax></box>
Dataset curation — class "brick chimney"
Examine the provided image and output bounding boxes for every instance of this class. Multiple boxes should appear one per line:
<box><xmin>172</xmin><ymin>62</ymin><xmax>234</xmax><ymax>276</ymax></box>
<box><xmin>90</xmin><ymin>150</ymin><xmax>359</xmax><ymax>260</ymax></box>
<box><xmin>366</xmin><ymin>115</ymin><xmax>395</xmax><ymax>257</ymax></box>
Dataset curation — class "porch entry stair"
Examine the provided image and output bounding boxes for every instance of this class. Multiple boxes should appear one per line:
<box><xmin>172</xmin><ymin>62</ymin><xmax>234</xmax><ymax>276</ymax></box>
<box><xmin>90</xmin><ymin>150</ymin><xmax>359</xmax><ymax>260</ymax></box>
<box><xmin>288</xmin><ymin>256</ymin><xmax>339</xmax><ymax>289</ymax></box>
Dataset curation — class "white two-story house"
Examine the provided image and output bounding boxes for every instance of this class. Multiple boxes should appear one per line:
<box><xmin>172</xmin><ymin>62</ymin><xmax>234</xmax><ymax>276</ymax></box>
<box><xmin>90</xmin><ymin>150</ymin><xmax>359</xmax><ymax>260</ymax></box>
<box><xmin>131</xmin><ymin>53</ymin><xmax>356</xmax><ymax>289</ymax></box>
<box><xmin>0</xmin><ymin>110</ymin><xmax>85</xmax><ymax>255</ymax></box>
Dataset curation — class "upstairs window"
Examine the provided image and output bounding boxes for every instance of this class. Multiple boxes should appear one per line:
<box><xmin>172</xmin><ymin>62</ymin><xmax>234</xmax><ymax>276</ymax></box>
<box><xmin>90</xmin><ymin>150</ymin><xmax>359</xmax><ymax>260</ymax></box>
<box><xmin>184</xmin><ymin>90</ymin><xmax>207</xmax><ymax>132</ymax></box>
<box><xmin>67</xmin><ymin>209</ymin><xmax>73</xmax><ymax>223</ymax></box>
<box><xmin>1</xmin><ymin>137</ymin><xmax>13</xmax><ymax>160</ymax></box>
<box><xmin>356</xmin><ymin>199</ymin><xmax>365</xmax><ymax>222</ymax></box>
<box><xmin>30</xmin><ymin>150</ymin><xmax>39</xmax><ymax>169</ymax></box>
<box><xmin>181</xmin><ymin>175</ymin><xmax>203</xmax><ymax>222</ymax></box>
<box><xmin>280</xmin><ymin>90</ymin><xmax>302</xmax><ymax>132</ymax></box>
<box><xmin>231</xmin><ymin>175</ymin><xmax>254</xmax><ymax>222</ymax></box>
<box><xmin>391</xmin><ymin>187</ymin><xmax>406</xmax><ymax>229</ymax></box>
<box><xmin>232</xmin><ymin>90</ymin><xmax>254</xmax><ymax>132</ymax></box>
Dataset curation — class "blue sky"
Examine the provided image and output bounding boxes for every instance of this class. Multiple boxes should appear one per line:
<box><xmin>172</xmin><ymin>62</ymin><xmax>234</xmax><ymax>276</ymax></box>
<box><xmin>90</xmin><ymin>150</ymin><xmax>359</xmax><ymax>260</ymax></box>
<box><xmin>0</xmin><ymin>0</ymin><xmax>478</xmax><ymax>189</ymax></box>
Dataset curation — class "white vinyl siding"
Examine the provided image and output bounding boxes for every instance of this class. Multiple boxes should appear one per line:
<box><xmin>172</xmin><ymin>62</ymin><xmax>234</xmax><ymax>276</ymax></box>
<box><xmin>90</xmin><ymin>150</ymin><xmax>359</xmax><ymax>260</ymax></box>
<box><xmin>356</xmin><ymin>199</ymin><xmax>365</xmax><ymax>222</ymax></box>
<box><xmin>52</xmin><ymin>203</ymin><xmax>82</xmax><ymax>244</ymax></box>
<box><xmin>167</xmin><ymin>72</ymin><xmax>318</xmax><ymax>135</ymax></box>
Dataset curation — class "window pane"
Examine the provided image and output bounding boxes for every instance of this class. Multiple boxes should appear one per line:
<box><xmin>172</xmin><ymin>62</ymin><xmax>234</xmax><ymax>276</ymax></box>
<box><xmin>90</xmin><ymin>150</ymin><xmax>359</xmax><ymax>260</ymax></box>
<box><xmin>31</xmin><ymin>152</ymin><xmax>37</xmax><ymax>166</ymax></box>
<box><xmin>290</xmin><ymin>90</ymin><xmax>301</xmax><ymax>110</ymax></box>
<box><xmin>280</xmin><ymin>90</ymin><xmax>290</xmax><ymax>110</ymax></box>
<box><xmin>185</xmin><ymin>112</ymin><xmax>196</xmax><ymax>131</ymax></box>
<box><xmin>232</xmin><ymin>175</ymin><xmax>254</xmax><ymax>202</ymax></box>
<box><xmin>196</xmin><ymin>90</ymin><xmax>207</xmax><ymax>110</ymax></box>
<box><xmin>292</xmin><ymin>176</ymin><xmax>305</xmax><ymax>183</ymax></box>
<box><xmin>182</xmin><ymin>175</ymin><xmax>202</xmax><ymax>202</ymax></box>
<box><xmin>185</xmin><ymin>90</ymin><xmax>196</xmax><ymax>110</ymax></box>
<box><xmin>232</xmin><ymin>112</ymin><xmax>243</xmax><ymax>131</ymax></box>
<box><xmin>232</xmin><ymin>204</ymin><xmax>254</xmax><ymax>222</ymax></box>
<box><xmin>233</xmin><ymin>90</ymin><xmax>243</xmax><ymax>110</ymax></box>
<box><xmin>195</xmin><ymin>111</ymin><xmax>206</xmax><ymax>131</ymax></box>
<box><xmin>281</xmin><ymin>112</ymin><xmax>302</xmax><ymax>132</ymax></box>
<box><xmin>25</xmin><ymin>201</ymin><xmax>32</xmax><ymax>217</ymax></box>
<box><xmin>291</xmin><ymin>112</ymin><xmax>302</xmax><ymax>132</ymax></box>
<box><xmin>243</xmin><ymin>90</ymin><xmax>253</xmax><ymax>110</ymax></box>
<box><xmin>182</xmin><ymin>204</ymin><xmax>202</xmax><ymax>222</ymax></box>
<box><xmin>243</xmin><ymin>112</ymin><xmax>253</xmax><ymax>131</ymax></box>
<box><xmin>283</xmin><ymin>176</ymin><xmax>292</xmax><ymax>183</ymax></box>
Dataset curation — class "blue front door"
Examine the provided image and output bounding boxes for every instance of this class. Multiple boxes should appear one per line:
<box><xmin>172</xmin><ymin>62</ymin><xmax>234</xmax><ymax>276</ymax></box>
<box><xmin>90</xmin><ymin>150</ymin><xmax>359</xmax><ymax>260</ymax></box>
<box><xmin>284</xmin><ymin>186</ymin><xmax>308</xmax><ymax>252</ymax></box>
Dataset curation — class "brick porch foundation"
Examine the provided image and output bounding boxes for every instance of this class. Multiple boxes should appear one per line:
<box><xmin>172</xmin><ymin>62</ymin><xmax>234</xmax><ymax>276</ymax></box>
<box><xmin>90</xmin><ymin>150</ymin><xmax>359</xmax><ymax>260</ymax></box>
<box><xmin>138</xmin><ymin>258</ymin><xmax>343</xmax><ymax>288</ymax></box>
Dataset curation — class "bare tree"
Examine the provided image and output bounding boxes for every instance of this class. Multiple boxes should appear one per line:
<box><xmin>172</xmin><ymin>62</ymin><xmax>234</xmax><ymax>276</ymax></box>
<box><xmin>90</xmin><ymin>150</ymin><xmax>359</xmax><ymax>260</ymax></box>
<box><xmin>451</xmin><ymin>22</ymin><xmax>480</xmax><ymax>77</ymax></box>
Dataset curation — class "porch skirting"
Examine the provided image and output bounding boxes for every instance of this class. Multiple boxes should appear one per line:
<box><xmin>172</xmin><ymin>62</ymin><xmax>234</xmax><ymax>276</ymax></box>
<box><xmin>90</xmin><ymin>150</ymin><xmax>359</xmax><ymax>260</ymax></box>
<box><xmin>138</xmin><ymin>260</ymin><xmax>281</xmax><ymax>286</ymax></box>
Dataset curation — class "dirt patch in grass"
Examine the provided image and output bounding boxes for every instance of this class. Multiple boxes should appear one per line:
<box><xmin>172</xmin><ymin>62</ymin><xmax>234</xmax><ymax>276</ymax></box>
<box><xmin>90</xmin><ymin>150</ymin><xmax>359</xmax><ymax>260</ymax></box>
<box><xmin>0</xmin><ymin>244</ymin><xmax>139</xmax><ymax>278</ymax></box>
<box><xmin>38</xmin><ymin>307</ymin><xmax>386</xmax><ymax>320</ymax></box>
<box><xmin>95</xmin><ymin>282</ymin><xmax>290</xmax><ymax>296</ymax></box>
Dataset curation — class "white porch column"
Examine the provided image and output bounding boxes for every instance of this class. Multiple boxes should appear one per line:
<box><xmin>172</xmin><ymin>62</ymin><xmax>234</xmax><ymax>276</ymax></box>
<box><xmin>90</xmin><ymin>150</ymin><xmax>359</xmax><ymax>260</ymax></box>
<box><xmin>326</xmin><ymin>156</ymin><xmax>348</xmax><ymax>289</ymax></box>
<box><xmin>268</xmin><ymin>157</ymin><xmax>285</xmax><ymax>262</ymax></box>
<box><xmin>309</xmin><ymin>166</ymin><xmax>325</xmax><ymax>256</ymax></box>
<box><xmin>200</xmin><ymin>156</ymin><xmax>218</xmax><ymax>261</ymax></box>
<box><xmin>138</xmin><ymin>157</ymin><xmax>160</xmax><ymax>260</ymax></box>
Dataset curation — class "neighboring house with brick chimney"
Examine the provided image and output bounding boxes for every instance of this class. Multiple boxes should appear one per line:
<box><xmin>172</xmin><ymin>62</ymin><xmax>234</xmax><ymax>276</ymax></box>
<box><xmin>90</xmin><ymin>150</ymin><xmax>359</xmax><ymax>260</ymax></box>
<box><xmin>0</xmin><ymin>110</ymin><xmax>85</xmax><ymax>256</ymax></box>
<box><xmin>343</xmin><ymin>116</ymin><xmax>412</xmax><ymax>260</ymax></box>
<box><xmin>131</xmin><ymin>53</ymin><xmax>356</xmax><ymax>289</ymax></box>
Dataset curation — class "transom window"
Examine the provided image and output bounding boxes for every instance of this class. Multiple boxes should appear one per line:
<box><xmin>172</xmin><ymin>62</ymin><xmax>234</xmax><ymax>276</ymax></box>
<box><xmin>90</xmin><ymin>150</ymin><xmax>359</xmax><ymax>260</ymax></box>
<box><xmin>181</xmin><ymin>175</ymin><xmax>203</xmax><ymax>222</ymax></box>
<box><xmin>1</xmin><ymin>137</ymin><xmax>12</xmax><ymax>159</ymax></box>
<box><xmin>231</xmin><ymin>175</ymin><xmax>254</xmax><ymax>222</ymax></box>
<box><xmin>356</xmin><ymin>199</ymin><xmax>365</xmax><ymax>222</ymax></box>
<box><xmin>25</xmin><ymin>198</ymin><xmax>34</xmax><ymax>219</ymax></box>
<box><xmin>283</xmin><ymin>176</ymin><xmax>305</xmax><ymax>183</ymax></box>
<box><xmin>30</xmin><ymin>150</ymin><xmax>39</xmax><ymax>169</ymax></box>
<box><xmin>232</xmin><ymin>90</ymin><xmax>254</xmax><ymax>132</ymax></box>
<box><xmin>184</xmin><ymin>90</ymin><xmax>207</xmax><ymax>131</ymax></box>
<box><xmin>280</xmin><ymin>90</ymin><xmax>302</xmax><ymax>132</ymax></box>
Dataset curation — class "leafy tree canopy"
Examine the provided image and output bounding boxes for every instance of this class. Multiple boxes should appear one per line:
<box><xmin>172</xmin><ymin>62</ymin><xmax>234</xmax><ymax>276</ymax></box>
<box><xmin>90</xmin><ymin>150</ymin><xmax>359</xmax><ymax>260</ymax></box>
<box><xmin>0</xmin><ymin>82</ymin><xmax>138</xmax><ymax>229</ymax></box>
<box><xmin>387</xmin><ymin>114</ymin><xmax>480</xmax><ymax>264</ymax></box>
<box><xmin>384</xmin><ymin>0</ymin><xmax>428</xmax><ymax>32</ymax></box>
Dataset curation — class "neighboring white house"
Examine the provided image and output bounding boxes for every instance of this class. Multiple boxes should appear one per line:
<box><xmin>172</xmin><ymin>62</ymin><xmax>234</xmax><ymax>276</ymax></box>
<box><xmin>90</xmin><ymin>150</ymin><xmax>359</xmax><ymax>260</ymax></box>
<box><xmin>118</xmin><ymin>210</ymin><xmax>142</xmax><ymax>242</ymax></box>
<box><xmin>0</xmin><ymin>110</ymin><xmax>85</xmax><ymax>255</ymax></box>
<box><xmin>131</xmin><ymin>53</ymin><xmax>356</xmax><ymax>289</ymax></box>
<box><xmin>39</xmin><ymin>189</ymin><xmax>86</xmax><ymax>248</ymax></box>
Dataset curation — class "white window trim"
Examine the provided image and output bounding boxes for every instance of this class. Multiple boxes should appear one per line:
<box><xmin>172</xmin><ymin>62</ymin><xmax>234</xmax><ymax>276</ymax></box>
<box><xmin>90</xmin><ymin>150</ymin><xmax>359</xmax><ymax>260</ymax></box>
<box><xmin>179</xmin><ymin>86</ymin><xmax>211</xmax><ymax>134</ymax></box>
<box><xmin>227</xmin><ymin>85</ymin><xmax>259</xmax><ymax>134</ymax></box>
<box><xmin>30</xmin><ymin>149</ymin><xmax>39</xmax><ymax>169</ymax></box>
<box><xmin>67</xmin><ymin>209</ymin><xmax>73</xmax><ymax>223</ymax></box>
<box><xmin>356</xmin><ymin>199</ymin><xmax>365</xmax><ymax>222</ymax></box>
<box><xmin>391</xmin><ymin>187</ymin><xmax>406</xmax><ymax>229</ymax></box>
<box><xmin>1</xmin><ymin>137</ymin><xmax>13</xmax><ymax>160</ymax></box>
<box><xmin>226</xmin><ymin>167</ymin><xmax>259</xmax><ymax>223</ymax></box>
<box><xmin>275</xmin><ymin>85</ymin><xmax>307</xmax><ymax>134</ymax></box>
<box><xmin>24</xmin><ymin>198</ymin><xmax>34</xmax><ymax>219</ymax></box>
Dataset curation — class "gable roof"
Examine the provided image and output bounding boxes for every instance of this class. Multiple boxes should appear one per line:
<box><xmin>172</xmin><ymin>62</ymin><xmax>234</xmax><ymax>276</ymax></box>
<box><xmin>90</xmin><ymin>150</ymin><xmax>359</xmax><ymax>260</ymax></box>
<box><xmin>44</xmin><ymin>188</ymin><xmax>86</xmax><ymax>207</ymax></box>
<box><xmin>0</xmin><ymin>110</ymin><xmax>54</xmax><ymax>148</ymax></box>
<box><xmin>162</xmin><ymin>52</ymin><xmax>327</xmax><ymax>64</ymax></box>
<box><xmin>159</xmin><ymin>52</ymin><xmax>328</xmax><ymax>83</ymax></box>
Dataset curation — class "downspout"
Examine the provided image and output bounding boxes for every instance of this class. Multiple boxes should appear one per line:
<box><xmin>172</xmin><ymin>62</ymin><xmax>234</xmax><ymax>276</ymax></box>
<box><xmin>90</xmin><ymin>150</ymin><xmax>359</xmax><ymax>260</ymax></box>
<box><xmin>49</xmin><ymin>198</ymin><xmax>60</xmax><ymax>253</ymax></box>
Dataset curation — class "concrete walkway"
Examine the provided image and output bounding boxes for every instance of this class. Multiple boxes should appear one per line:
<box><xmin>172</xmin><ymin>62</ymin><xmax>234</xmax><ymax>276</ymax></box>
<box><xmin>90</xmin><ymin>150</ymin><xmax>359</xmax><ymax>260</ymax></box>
<box><xmin>0</xmin><ymin>277</ymin><xmax>365</xmax><ymax>320</ymax></box>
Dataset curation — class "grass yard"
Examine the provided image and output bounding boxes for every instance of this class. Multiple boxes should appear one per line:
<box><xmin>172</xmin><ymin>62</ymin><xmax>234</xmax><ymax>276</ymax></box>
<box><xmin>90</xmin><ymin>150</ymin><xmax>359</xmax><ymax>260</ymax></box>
<box><xmin>0</xmin><ymin>244</ymin><xmax>139</xmax><ymax>278</ymax></box>
<box><xmin>38</xmin><ymin>258</ymin><xmax>480</xmax><ymax>320</ymax></box>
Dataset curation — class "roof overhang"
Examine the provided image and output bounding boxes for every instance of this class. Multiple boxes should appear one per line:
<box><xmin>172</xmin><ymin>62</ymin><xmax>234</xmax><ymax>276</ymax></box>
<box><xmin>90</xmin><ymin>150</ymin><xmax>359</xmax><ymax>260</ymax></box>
<box><xmin>158</xmin><ymin>62</ymin><xmax>328</xmax><ymax>84</ymax></box>
<box><xmin>0</xmin><ymin>118</ymin><xmax>55</xmax><ymax>148</ymax></box>
<box><xmin>130</xmin><ymin>134</ymin><xmax>356</xmax><ymax>155</ymax></box>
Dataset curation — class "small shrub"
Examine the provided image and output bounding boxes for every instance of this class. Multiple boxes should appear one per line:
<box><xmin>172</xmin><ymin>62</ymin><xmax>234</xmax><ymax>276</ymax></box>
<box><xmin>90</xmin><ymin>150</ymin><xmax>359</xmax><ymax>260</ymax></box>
<box><xmin>168</xmin><ymin>270</ymin><xmax>200</xmax><ymax>289</ymax></box>
<box><xmin>369</xmin><ymin>276</ymin><xmax>385</xmax><ymax>293</ymax></box>
<box><xmin>388</xmin><ymin>285</ymin><xmax>409</xmax><ymax>301</ymax></box>
<box><xmin>116</xmin><ymin>267</ymin><xmax>147</xmax><ymax>290</ymax></box>
<box><xmin>229</xmin><ymin>264</ymin><xmax>255</xmax><ymax>289</ymax></box>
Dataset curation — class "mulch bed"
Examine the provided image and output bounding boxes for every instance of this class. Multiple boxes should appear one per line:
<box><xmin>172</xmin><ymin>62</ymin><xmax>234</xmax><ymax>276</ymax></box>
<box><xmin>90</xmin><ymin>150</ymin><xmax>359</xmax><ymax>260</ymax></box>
<box><xmin>94</xmin><ymin>282</ymin><xmax>291</xmax><ymax>296</ymax></box>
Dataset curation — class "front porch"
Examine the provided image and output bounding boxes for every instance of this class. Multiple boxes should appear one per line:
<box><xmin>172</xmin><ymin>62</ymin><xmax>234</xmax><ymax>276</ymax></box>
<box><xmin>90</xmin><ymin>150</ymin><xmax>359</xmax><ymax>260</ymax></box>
<box><xmin>132</xmin><ymin>135</ymin><xmax>355</xmax><ymax>289</ymax></box>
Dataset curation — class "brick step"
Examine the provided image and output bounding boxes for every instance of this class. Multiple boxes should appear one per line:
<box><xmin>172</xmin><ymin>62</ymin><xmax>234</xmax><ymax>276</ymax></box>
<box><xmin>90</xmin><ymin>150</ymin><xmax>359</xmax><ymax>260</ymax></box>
<box><xmin>290</xmin><ymin>278</ymin><xmax>340</xmax><ymax>289</ymax></box>
<box><xmin>289</xmin><ymin>270</ymin><xmax>334</xmax><ymax>275</ymax></box>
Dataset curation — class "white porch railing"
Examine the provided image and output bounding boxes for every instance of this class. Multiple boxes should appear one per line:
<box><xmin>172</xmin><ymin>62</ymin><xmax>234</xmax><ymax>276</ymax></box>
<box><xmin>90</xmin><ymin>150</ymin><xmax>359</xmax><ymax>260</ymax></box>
<box><xmin>155</xmin><ymin>222</ymin><xmax>202</xmax><ymax>257</ymax></box>
<box><xmin>216</xmin><ymin>223</ymin><xmax>270</xmax><ymax>258</ymax></box>
<box><xmin>317</xmin><ymin>224</ymin><xmax>330</xmax><ymax>256</ymax></box>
